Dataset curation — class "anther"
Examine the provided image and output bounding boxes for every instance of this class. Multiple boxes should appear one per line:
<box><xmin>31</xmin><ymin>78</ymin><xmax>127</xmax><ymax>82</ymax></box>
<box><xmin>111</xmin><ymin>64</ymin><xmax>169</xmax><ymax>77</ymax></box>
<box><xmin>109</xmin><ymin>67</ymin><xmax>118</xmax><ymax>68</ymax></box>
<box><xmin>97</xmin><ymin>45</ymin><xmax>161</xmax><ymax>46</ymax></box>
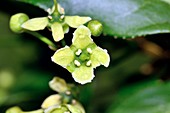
<box><xmin>48</xmin><ymin>15</ymin><xmax>52</xmax><ymax>20</ymax></box>
<box><xmin>72</xmin><ymin>99</ymin><xmax>77</xmax><ymax>104</ymax></box>
<box><xmin>60</xmin><ymin>15</ymin><xmax>65</xmax><ymax>20</ymax></box>
<box><xmin>74</xmin><ymin>60</ymin><xmax>81</xmax><ymax>67</ymax></box>
<box><xmin>75</xmin><ymin>49</ymin><xmax>82</xmax><ymax>56</ymax></box>
<box><xmin>86</xmin><ymin>60</ymin><xmax>92</xmax><ymax>67</ymax></box>
<box><xmin>66</xmin><ymin>91</ymin><xmax>71</xmax><ymax>95</ymax></box>
<box><xmin>87</xmin><ymin>48</ymin><xmax>92</xmax><ymax>54</ymax></box>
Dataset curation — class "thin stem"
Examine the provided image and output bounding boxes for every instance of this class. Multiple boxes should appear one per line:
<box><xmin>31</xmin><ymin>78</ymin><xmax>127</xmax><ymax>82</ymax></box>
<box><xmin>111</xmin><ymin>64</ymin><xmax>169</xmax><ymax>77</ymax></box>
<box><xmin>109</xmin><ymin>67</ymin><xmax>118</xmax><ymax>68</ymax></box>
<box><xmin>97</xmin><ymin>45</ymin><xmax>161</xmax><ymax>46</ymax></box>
<box><xmin>53</xmin><ymin>0</ymin><xmax>59</xmax><ymax>15</ymax></box>
<box><xmin>61</xmin><ymin>39</ymin><xmax>66</xmax><ymax>47</ymax></box>
<box><xmin>26</xmin><ymin>31</ymin><xmax>57</xmax><ymax>51</ymax></box>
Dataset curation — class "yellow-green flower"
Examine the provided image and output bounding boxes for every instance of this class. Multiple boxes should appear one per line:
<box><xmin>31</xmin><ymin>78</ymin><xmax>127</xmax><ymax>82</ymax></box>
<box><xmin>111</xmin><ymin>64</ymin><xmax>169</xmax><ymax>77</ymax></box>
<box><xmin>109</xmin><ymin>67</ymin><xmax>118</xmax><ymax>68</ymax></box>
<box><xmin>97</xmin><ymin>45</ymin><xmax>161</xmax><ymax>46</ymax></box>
<box><xmin>41</xmin><ymin>94</ymin><xmax>85</xmax><ymax>113</ymax></box>
<box><xmin>51</xmin><ymin>25</ymin><xmax>110</xmax><ymax>84</ymax></box>
<box><xmin>20</xmin><ymin>4</ymin><xmax>91</xmax><ymax>42</ymax></box>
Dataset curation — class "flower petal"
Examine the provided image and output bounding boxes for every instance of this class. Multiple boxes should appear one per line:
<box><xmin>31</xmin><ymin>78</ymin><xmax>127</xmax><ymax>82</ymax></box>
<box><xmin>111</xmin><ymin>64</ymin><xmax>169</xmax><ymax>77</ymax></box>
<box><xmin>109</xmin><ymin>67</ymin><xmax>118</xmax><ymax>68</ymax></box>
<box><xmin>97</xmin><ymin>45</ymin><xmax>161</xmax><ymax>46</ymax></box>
<box><xmin>51</xmin><ymin>46</ymin><xmax>74</xmax><ymax>68</ymax></box>
<box><xmin>91</xmin><ymin>47</ymin><xmax>110</xmax><ymax>68</ymax></box>
<box><xmin>65</xmin><ymin>104</ymin><xmax>82</xmax><ymax>113</ymax></box>
<box><xmin>65</xmin><ymin>16</ymin><xmax>91</xmax><ymax>28</ymax></box>
<box><xmin>44</xmin><ymin>105</ymin><xmax>68</xmax><ymax>113</ymax></box>
<box><xmin>72</xmin><ymin>25</ymin><xmax>93</xmax><ymax>49</ymax></box>
<box><xmin>51</xmin><ymin>22</ymin><xmax>64</xmax><ymax>42</ymax></box>
<box><xmin>21</xmin><ymin>17</ymin><xmax>48</xmax><ymax>31</ymax></box>
<box><xmin>41</xmin><ymin>94</ymin><xmax>61</xmax><ymax>109</ymax></box>
<box><xmin>72</xmin><ymin>66</ymin><xmax>94</xmax><ymax>84</ymax></box>
<box><xmin>66</xmin><ymin>102</ymin><xmax>85</xmax><ymax>113</ymax></box>
<box><xmin>49</xmin><ymin>77</ymin><xmax>68</xmax><ymax>93</ymax></box>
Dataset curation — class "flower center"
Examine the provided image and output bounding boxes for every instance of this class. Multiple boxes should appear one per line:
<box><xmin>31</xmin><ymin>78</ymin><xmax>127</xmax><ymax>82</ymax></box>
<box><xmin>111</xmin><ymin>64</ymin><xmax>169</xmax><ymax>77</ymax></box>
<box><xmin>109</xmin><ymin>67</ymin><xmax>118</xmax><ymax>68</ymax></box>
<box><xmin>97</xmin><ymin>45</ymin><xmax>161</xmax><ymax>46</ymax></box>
<box><xmin>73</xmin><ymin>48</ymin><xmax>92</xmax><ymax>67</ymax></box>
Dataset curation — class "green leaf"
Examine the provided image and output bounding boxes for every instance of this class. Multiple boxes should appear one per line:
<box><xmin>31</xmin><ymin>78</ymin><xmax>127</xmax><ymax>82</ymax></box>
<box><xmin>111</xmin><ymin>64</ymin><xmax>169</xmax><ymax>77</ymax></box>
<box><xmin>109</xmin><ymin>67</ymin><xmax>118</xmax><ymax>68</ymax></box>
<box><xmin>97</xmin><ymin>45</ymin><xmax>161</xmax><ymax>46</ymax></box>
<box><xmin>21</xmin><ymin>17</ymin><xmax>48</xmax><ymax>31</ymax></box>
<box><xmin>17</xmin><ymin>0</ymin><xmax>53</xmax><ymax>12</ymax></box>
<box><xmin>18</xmin><ymin>0</ymin><xmax>170</xmax><ymax>38</ymax></box>
<box><xmin>107</xmin><ymin>81</ymin><xmax>170</xmax><ymax>113</ymax></box>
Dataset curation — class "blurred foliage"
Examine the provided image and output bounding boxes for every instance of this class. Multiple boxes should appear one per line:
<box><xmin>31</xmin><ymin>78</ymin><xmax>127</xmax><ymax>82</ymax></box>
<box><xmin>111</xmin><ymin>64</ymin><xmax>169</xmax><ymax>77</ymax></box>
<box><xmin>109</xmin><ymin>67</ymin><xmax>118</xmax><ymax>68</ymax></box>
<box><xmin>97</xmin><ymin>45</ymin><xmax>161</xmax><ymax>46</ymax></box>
<box><xmin>1</xmin><ymin>0</ymin><xmax>170</xmax><ymax>113</ymax></box>
<box><xmin>107</xmin><ymin>80</ymin><xmax>170</xmax><ymax>113</ymax></box>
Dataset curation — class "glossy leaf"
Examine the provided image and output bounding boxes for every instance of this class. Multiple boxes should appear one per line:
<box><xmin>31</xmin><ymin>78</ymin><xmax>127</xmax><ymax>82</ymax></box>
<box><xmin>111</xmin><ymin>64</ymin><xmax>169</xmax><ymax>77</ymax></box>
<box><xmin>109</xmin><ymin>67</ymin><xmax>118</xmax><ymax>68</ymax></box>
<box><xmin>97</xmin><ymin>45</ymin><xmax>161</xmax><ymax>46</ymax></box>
<box><xmin>18</xmin><ymin>0</ymin><xmax>53</xmax><ymax>12</ymax></box>
<box><xmin>107</xmin><ymin>81</ymin><xmax>170</xmax><ymax>113</ymax></box>
<box><xmin>18</xmin><ymin>0</ymin><xmax>170</xmax><ymax>38</ymax></box>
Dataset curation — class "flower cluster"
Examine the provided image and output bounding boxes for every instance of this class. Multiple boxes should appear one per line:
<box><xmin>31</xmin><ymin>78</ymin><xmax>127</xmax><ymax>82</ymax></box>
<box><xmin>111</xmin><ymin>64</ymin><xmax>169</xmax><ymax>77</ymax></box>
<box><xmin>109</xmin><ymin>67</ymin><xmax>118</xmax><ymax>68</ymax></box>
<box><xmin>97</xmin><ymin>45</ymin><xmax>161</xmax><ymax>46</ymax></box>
<box><xmin>19</xmin><ymin>4</ymin><xmax>91</xmax><ymax>42</ymax></box>
<box><xmin>6</xmin><ymin>77</ymin><xmax>85</xmax><ymax>113</ymax></box>
<box><xmin>9</xmin><ymin>1</ymin><xmax>110</xmax><ymax>85</ymax></box>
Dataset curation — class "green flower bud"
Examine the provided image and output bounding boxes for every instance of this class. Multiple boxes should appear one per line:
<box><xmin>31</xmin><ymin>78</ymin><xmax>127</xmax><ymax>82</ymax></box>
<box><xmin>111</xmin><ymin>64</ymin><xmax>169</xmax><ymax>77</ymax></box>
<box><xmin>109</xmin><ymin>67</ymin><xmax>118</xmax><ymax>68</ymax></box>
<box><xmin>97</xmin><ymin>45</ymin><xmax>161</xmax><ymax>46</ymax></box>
<box><xmin>9</xmin><ymin>13</ymin><xmax>29</xmax><ymax>33</ymax></box>
<box><xmin>87</xmin><ymin>20</ymin><xmax>103</xmax><ymax>37</ymax></box>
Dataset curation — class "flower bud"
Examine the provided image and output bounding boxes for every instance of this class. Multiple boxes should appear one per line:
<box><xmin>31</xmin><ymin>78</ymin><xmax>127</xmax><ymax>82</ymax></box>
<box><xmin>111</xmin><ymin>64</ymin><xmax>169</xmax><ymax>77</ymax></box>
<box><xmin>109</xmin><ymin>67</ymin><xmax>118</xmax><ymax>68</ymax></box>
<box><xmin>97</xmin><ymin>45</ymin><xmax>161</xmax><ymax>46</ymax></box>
<box><xmin>9</xmin><ymin>13</ymin><xmax>29</xmax><ymax>33</ymax></box>
<box><xmin>87</xmin><ymin>20</ymin><xmax>103</xmax><ymax>37</ymax></box>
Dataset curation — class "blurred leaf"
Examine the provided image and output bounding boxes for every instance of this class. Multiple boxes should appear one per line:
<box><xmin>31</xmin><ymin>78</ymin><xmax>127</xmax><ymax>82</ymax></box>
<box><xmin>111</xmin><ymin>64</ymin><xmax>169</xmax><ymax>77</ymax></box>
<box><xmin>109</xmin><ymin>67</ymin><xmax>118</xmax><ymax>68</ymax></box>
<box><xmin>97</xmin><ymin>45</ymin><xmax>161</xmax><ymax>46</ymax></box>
<box><xmin>107</xmin><ymin>80</ymin><xmax>170</xmax><ymax>113</ymax></box>
<box><xmin>0</xmin><ymin>11</ymin><xmax>38</xmax><ymax>72</ymax></box>
<box><xmin>17</xmin><ymin>0</ymin><xmax>170</xmax><ymax>38</ymax></box>
<box><xmin>2</xmin><ymin>70</ymin><xmax>52</xmax><ymax>106</ymax></box>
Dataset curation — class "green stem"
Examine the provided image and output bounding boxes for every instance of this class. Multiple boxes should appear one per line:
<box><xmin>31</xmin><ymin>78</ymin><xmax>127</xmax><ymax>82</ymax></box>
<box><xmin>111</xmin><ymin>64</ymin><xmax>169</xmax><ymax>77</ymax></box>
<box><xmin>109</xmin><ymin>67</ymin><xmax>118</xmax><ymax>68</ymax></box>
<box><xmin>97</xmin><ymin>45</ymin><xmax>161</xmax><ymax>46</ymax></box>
<box><xmin>26</xmin><ymin>31</ymin><xmax>57</xmax><ymax>51</ymax></box>
<box><xmin>61</xmin><ymin>39</ymin><xmax>66</xmax><ymax>46</ymax></box>
<box><xmin>53</xmin><ymin>0</ymin><xmax>59</xmax><ymax>15</ymax></box>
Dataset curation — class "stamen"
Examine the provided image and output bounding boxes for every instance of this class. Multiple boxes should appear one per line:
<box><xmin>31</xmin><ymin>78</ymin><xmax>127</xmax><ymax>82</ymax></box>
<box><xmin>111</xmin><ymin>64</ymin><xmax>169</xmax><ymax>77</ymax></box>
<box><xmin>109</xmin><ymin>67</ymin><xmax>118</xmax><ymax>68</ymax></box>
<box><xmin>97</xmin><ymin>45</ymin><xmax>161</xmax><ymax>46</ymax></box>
<box><xmin>48</xmin><ymin>15</ymin><xmax>52</xmax><ymax>20</ymax></box>
<box><xmin>86</xmin><ymin>60</ymin><xmax>92</xmax><ymax>67</ymax></box>
<box><xmin>87</xmin><ymin>48</ymin><xmax>92</xmax><ymax>54</ymax></box>
<box><xmin>75</xmin><ymin>49</ymin><xmax>82</xmax><ymax>56</ymax></box>
<box><xmin>72</xmin><ymin>99</ymin><xmax>77</xmax><ymax>104</ymax></box>
<box><xmin>60</xmin><ymin>15</ymin><xmax>65</xmax><ymax>20</ymax></box>
<box><xmin>74</xmin><ymin>60</ymin><xmax>81</xmax><ymax>67</ymax></box>
<box><xmin>66</xmin><ymin>91</ymin><xmax>71</xmax><ymax>95</ymax></box>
